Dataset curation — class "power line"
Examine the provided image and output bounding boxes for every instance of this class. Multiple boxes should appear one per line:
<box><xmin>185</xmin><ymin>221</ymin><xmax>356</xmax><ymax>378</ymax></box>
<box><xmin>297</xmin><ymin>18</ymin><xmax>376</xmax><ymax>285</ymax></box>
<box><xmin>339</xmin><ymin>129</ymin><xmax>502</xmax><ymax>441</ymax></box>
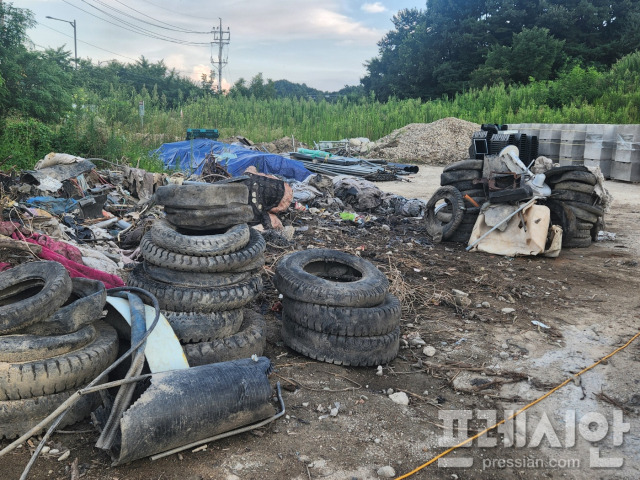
<box><xmin>111</xmin><ymin>0</ymin><xmax>211</xmax><ymax>34</ymax></box>
<box><xmin>79</xmin><ymin>0</ymin><xmax>210</xmax><ymax>44</ymax></box>
<box><xmin>38</xmin><ymin>22</ymin><xmax>139</xmax><ymax>62</ymax></box>
<box><xmin>139</xmin><ymin>0</ymin><xmax>210</xmax><ymax>21</ymax></box>
<box><xmin>60</xmin><ymin>0</ymin><xmax>210</xmax><ymax>46</ymax></box>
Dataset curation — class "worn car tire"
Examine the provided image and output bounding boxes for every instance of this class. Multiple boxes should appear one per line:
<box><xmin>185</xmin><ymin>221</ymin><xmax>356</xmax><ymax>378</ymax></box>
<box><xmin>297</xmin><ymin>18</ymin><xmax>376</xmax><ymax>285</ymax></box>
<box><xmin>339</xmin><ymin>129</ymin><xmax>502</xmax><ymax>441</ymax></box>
<box><xmin>564</xmin><ymin>201</ymin><xmax>604</xmax><ymax>217</ymax></box>
<box><xmin>150</xmin><ymin>220</ymin><xmax>250</xmax><ymax>256</ymax></box>
<box><xmin>273</xmin><ymin>249</ymin><xmax>389</xmax><ymax>308</ymax></box>
<box><xmin>143</xmin><ymin>261</ymin><xmax>252</xmax><ymax>287</ymax></box>
<box><xmin>0</xmin><ymin>387</ymin><xmax>102</xmax><ymax>439</ymax></box>
<box><xmin>443</xmin><ymin>159</ymin><xmax>484</xmax><ymax>172</ymax></box>
<box><xmin>283</xmin><ymin>293</ymin><xmax>401</xmax><ymax>337</ymax></box>
<box><xmin>163</xmin><ymin>308</ymin><xmax>244</xmax><ymax>344</ymax></box>
<box><xmin>155</xmin><ymin>183</ymin><xmax>249</xmax><ymax>209</ymax></box>
<box><xmin>127</xmin><ymin>264</ymin><xmax>262</xmax><ymax>313</ymax></box>
<box><xmin>548</xmin><ymin>170</ymin><xmax>597</xmax><ymax>186</ymax></box>
<box><xmin>551</xmin><ymin>181</ymin><xmax>595</xmax><ymax>194</ymax></box>
<box><xmin>544</xmin><ymin>165</ymin><xmax>590</xmax><ymax>179</ymax></box>
<box><xmin>551</xmin><ymin>190</ymin><xmax>597</xmax><ymax>204</ymax></box>
<box><xmin>0</xmin><ymin>325</ymin><xmax>97</xmax><ymax>363</ymax></box>
<box><xmin>281</xmin><ymin>319</ymin><xmax>399</xmax><ymax>367</ymax></box>
<box><xmin>164</xmin><ymin>204</ymin><xmax>255</xmax><ymax>230</ymax></box>
<box><xmin>564</xmin><ymin>203</ymin><xmax>598</xmax><ymax>224</ymax></box>
<box><xmin>425</xmin><ymin>186</ymin><xmax>465</xmax><ymax>241</ymax></box>
<box><xmin>183</xmin><ymin>310</ymin><xmax>266</xmax><ymax>366</ymax></box>
<box><xmin>563</xmin><ymin>235</ymin><xmax>592</xmax><ymax>248</ymax></box>
<box><xmin>440</xmin><ymin>169</ymin><xmax>482</xmax><ymax>185</ymax></box>
<box><xmin>446</xmin><ymin>180</ymin><xmax>480</xmax><ymax>191</ymax></box>
<box><xmin>0</xmin><ymin>322</ymin><xmax>118</xmax><ymax>401</ymax></box>
<box><xmin>0</xmin><ymin>261</ymin><xmax>73</xmax><ymax>335</ymax></box>
<box><xmin>140</xmin><ymin>228</ymin><xmax>265</xmax><ymax>273</ymax></box>
<box><xmin>16</xmin><ymin>278</ymin><xmax>106</xmax><ymax>336</ymax></box>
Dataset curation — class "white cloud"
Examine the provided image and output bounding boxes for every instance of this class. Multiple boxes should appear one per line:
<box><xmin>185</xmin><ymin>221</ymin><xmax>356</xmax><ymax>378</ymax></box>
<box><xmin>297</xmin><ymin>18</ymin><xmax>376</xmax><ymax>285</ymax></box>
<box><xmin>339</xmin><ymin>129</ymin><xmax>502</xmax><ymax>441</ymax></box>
<box><xmin>361</xmin><ymin>2</ymin><xmax>387</xmax><ymax>14</ymax></box>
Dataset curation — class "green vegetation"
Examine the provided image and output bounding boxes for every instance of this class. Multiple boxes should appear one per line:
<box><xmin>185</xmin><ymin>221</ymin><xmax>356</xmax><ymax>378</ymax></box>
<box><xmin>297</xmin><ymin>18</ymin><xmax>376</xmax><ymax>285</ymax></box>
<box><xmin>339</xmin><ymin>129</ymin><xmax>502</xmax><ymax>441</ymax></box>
<box><xmin>1</xmin><ymin>1</ymin><xmax>640</xmax><ymax>172</ymax></box>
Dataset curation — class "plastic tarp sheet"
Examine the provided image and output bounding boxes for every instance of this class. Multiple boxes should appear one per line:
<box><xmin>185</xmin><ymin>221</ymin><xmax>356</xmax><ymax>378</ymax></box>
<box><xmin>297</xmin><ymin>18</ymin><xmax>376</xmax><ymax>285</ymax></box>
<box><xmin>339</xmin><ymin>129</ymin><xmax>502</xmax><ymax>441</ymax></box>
<box><xmin>151</xmin><ymin>139</ymin><xmax>311</xmax><ymax>182</ymax></box>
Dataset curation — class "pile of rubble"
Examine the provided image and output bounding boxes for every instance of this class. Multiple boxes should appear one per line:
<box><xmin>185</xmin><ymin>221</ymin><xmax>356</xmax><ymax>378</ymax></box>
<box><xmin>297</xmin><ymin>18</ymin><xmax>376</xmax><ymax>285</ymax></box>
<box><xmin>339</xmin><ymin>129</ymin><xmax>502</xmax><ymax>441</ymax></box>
<box><xmin>362</xmin><ymin>118</ymin><xmax>480</xmax><ymax>165</ymax></box>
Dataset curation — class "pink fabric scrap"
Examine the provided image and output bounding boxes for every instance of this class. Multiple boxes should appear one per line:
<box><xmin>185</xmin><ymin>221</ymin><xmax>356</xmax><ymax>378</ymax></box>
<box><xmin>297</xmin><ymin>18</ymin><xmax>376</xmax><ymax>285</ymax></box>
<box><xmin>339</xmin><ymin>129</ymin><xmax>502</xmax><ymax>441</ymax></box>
<box><xmin>11</xmin><ymin>231</ymin><xmax>125</xmax><ymax>289</ymax></box>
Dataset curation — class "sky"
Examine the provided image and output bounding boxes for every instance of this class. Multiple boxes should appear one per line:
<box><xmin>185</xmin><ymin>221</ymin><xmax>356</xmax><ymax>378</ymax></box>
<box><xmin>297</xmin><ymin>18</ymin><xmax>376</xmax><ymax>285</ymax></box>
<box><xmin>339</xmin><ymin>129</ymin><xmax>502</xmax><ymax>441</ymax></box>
<box><xmin>24</xmin><ymin>0</ymin><xmax>425</xmax><ymax>92</ymax></box>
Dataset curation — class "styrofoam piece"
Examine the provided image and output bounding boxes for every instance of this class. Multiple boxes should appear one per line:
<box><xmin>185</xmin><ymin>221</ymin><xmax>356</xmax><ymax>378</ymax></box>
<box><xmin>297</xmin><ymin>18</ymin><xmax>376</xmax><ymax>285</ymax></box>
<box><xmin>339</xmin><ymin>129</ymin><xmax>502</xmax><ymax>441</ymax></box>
<box><xmin>106</xmin><ymin>296</ymin><xmax>190</xmax><ymax>373</ymax></box>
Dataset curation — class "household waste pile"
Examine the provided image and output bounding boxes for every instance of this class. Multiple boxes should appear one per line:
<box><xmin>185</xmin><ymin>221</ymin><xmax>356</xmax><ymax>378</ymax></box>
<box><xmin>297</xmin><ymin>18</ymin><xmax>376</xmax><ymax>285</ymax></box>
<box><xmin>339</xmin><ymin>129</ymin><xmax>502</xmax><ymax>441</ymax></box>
<box><xmin>274</xmin><ymin>249</ymin><xmax>401</xmax><ymax>366</ymax></box>
<box><xmin>363</xmin><ymin>117</ymin><xmax>480</xmax><ymax>166</ymax></box>
<box><xmin>127</xmin><ymin>183</ymin><xmax>267</xmax><ymax>365</ymax></box>
<box><xmin>0</xmin><ymin>261</ymin><xmax>117</xmax><ymax>439</ymax></box>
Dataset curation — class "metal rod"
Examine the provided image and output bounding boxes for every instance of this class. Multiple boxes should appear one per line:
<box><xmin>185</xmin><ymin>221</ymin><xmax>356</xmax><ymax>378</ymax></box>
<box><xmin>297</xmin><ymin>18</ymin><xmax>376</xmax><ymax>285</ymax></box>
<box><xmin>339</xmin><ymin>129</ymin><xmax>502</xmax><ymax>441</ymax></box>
<box><xmin>465</xmin><ymin>197</ymin><xmax>538</xmax><ymax>252</ymax></box>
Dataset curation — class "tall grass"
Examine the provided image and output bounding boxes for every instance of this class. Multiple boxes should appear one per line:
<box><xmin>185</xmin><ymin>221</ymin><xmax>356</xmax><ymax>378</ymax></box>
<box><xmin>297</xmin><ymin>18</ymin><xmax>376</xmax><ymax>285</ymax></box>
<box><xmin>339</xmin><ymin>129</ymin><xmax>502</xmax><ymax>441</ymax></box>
<box><xmin>3</xmin><ymin>51</ymin><xmax>640</xmax><ymax>170</ymax></box>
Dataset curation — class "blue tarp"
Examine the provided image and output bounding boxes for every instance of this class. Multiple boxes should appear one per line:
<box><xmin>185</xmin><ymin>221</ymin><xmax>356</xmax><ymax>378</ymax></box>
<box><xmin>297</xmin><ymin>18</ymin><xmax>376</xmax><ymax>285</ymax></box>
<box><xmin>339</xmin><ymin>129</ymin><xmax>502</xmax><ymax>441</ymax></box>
<box><xmin>151</xmin><ymin>139</ymin><xmax>312</xmax><ymax>182</ymax></box>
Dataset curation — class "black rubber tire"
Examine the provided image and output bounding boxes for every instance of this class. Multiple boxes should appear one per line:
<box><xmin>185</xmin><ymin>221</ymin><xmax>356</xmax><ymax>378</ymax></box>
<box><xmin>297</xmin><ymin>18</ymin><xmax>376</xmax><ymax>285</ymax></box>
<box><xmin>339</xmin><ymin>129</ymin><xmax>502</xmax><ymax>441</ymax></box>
<box><xmin>463</xmin><ymin>195</ymin><xmax>486</xmax><ymax>207</ymax></box>
<box><xmin>16</xmin><ymin>278</ymin><xmax>106</xmax><ymax>336</ymax></box>
<box><xmin>127</xmin><ymin>264</ymin><xmax>262</xmax><ymax>313</ymax></box>
<box><xmin>578</xmin><ymin>221</ymin><xmax>594</xmax><ymax>230</ymax></box>
<box><xmin>443</xmin><ymin>159</ymin><xmax>484</xmax><ymax>172</ymax></box>
<box><xmin>551</xmin><ymin>181</ymin><xmax>595</xmax><ymax>194</ymax></box>
<box><xmin>447</xmin><ymin>180</ymin><xmax>480</xmax><ymax>191</ymax></box>
<box><xmin>143</xmin><ymin>261</ymin><xmax>252</xmax><ymax>287</ymax></box>
<box><xmin>564</xmin><ymin>201</ymin><xmax>604</xmax><ymax>217</ymax></box>
<box><xmin>544</xmin><ymin>165</ymin><xmax>590</xmax><ymax>179</ymax></box>
<box><xmin>0</xmin><ymin>322</ymin><xmax>118</xmax><ymax>401</ymax></box>
<box><xmin>489</xmin><ymin>186</ymin><xmax>533</xmax><ymax>203</ymax></box>
<box><xmin>163</xmin><ymin>308</ymin><xmax>244</xmax><ymax>344</ymax></box>
<box><xmin>281</xmin><ymin>319</ymin><xmax>399</xmax><ymax>367</ymax></box>
<box><xmin>149</xmin><ymin>220</ymin><xmax>250</xmax><ymax>256</ymax></box>
<box><xmin>183</xmin><ymin>310</ymin><xmax>266</xmax><ymax>366</ymax></box>
<box><xmin>283</xmin><ymin>293</ymin><xmax>401</xmax><ymax>337</ymax></box>
<box><xmin>459</xmin><ymin>189</ymin><xmax>486</xmax><ymax>198</ymax></box>
<box><xmin>0</xmin><ymin>387</ymin><xmax>102</xmax><ymax>440</ymax></box>
<box><xmin>425</xmin><ymin>186</ymin><xmax>465</xmax><ymax>241</ymax></box>
<box><xmin>164</xmin><ymin>204</ymin><xmax>255</xmax><ymax>230</ymax></box>
<box><xmin>155</xmin><ymin>183</ymin><xmax>249</xmax><ymax>209</ymax></box>
<box><xmin>551</xmin><ymin>190</ymin><xmax>597</xmax><ymax>204</ymax></box>
<box><xmin>563</xmin><ymin>235</ymin><xmax>592</xmax><ymax>248</ymax></box>
<box><xmin>440</xmin><ymin>169</ymin><xmax>482</xmax><ymax>185</ymax></box>
<box><xmin>0</xmin><ymin>261</ymin><xmax>73</xmax><ymax>335</ymax></box>
<box><xmin>0</xmin><ymin>325</ymin><xmax>97</xmax><ymax>363</ymax></box>
<box><xmin>571</xmin><ymin>228</ymin><xmax>592</xmax><ymax>239</ymax></box>
<box><xmin>140</xmin><ymin>228</ymin><xmax>265</xmax><ymax>273</ymax></box>
<box><xmin>273</xmin><ymin>249</ymin><xmax>389</xmax><ymax>308</ymax></box>
<box><xmin>565</xmin><ymin>203</ymin><xmax>598</xmax><ymax>223</ymax></box>
<box><xmin>460</xmin><ymin>214</ymin><xmax>480</xmax><ymax>226</ymax></box>
<box><xmin>548</xmin><ymin>170</ymin><xmax>597</xmax><ymax>186</ymax></box>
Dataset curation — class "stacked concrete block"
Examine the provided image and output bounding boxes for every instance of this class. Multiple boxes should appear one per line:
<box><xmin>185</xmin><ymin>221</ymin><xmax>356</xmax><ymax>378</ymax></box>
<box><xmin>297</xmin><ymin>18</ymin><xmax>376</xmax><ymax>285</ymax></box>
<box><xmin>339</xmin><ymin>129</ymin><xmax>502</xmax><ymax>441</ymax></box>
<box><xmin>611</xmin><ymin>124</ymin><xmax>640</xmax><ymax>182</ymax></box>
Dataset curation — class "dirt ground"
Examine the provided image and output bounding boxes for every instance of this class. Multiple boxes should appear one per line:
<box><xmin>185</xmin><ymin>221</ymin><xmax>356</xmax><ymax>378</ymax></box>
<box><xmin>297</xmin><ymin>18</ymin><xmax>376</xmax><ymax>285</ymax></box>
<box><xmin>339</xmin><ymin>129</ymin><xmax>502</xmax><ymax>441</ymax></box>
<box><xmin>2</xmin><ymin>166</ymin><xmax>640</xmax><ymax>480</ymax></box>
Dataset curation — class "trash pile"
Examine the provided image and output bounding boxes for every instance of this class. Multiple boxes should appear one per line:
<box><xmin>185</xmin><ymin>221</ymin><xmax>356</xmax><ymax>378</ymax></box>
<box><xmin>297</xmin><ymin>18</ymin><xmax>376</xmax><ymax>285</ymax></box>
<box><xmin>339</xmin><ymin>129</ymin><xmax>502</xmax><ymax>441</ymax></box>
<box><xmin>127</xmin><ymin>183</ymin><xmax>267</xmax><ymax>365</ymax></box>
<box><xmin>425</xmin><ymin>144</ymin><xmax>609</xmax><ymax>254</ymax></box>
<box><xmin>0</xmin><ymin>261</ymin><xmax>117</xmax><ymax>439</ymax></box>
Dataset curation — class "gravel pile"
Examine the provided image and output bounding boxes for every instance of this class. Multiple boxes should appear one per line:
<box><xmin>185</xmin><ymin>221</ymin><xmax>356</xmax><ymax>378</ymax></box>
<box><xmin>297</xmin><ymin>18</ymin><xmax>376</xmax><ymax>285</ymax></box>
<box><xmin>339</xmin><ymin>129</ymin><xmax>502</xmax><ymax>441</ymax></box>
<box><xmin>367</xmin><ymin>117</ymin><xmax>480</xmax><ymax>166</ymax></box>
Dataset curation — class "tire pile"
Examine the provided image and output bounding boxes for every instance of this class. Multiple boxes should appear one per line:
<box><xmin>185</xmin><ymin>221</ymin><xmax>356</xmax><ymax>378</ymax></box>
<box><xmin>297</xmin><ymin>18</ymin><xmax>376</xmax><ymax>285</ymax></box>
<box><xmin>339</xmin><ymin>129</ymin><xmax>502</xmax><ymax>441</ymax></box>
<box><xmin>274</xmin><ymin>249</ymin><xmax>400</xmax><ymax>366</ymax></box>
<box><xmin>426</xmin><ymin>159</ymin><xmax>487</xmax><ymax>243</ymax></box>
<box><xmin>127</xmin><ymin>183</ymin><xmax>268</xmax><ymax>366</ymax></box>
<box><xmin>0</xmin><ymin>261</ymin><xmax>118</xmax><ymax>439</ymax></box>
<box><xmin>544</xmin><ymin>166</ymin><xmax>604</xmax><ymax>248</ymax></box>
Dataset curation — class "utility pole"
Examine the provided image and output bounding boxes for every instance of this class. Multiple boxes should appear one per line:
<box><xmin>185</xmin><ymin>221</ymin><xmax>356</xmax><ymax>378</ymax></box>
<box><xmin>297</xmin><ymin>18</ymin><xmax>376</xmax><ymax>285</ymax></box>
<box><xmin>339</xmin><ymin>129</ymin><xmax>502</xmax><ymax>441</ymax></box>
<box><xmin>46</xmin><ymin>16</ymin><xmax>78</xmax><ymax>69</ymax></box>
<box><xmin>211</xmin><ymin>18</ymin><xmax>230</xmax><ymax>94</ymax></box>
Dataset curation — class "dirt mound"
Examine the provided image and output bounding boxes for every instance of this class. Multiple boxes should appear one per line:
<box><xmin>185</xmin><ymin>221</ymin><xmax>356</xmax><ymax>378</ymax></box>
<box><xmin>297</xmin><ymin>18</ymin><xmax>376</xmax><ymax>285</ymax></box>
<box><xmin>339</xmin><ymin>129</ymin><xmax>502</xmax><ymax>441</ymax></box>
<box><xmin>367</xmin><ymin>117</ymin><xmax>479</xmax><ymax>166</ymax></box>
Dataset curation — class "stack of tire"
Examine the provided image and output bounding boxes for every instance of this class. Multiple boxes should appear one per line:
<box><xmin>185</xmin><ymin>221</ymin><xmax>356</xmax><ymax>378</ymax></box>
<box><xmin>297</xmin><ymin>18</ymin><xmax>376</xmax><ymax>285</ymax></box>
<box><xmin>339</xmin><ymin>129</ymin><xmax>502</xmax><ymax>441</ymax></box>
<box><xmin>274</xmin><ymin>249</ymin><xmax>400</xmax><ymax>366</ymax></box>
<box><xmin>427</xmin><ymin>159</ymin><xmax>487</xmax><ymax>243</ymax></box>
<box><xmin>127</xmin><ymin>183</ymin><xmax>267</xmax><ymax>366</ymax></box>
<box><xmin>0</xmin><ymin>261</ymin><xmax>118</xmax><ymax>439</ymax></box>
<box><xmin>544</xmin><ymin>166</ymin><xmax>604</xmax><ymax>248</ymax></box>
